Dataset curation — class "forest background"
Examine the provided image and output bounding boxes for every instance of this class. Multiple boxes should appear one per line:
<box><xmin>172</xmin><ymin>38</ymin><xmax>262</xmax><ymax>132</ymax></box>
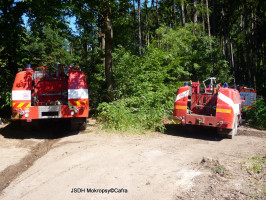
<box><xmin>0</xmin><ymin>0</ymin><xmax>265</xmax><ymax>131</ymax></box>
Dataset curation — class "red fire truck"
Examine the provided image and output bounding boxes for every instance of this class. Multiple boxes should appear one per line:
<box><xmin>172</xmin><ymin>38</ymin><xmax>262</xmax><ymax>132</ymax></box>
<box><xmin>11</xmin><ymin>64</ymin><xmax>89</xmax><ymax>130</ymax></box>
<box><xmin>173</xmin><ymin>78</ymin><xmax>242</xmax><ymax>138</ymax></box>
<box><xmin>238</xmin><ymin>86</ymin><xmax>257</xmax><ymax>109</ymax></box>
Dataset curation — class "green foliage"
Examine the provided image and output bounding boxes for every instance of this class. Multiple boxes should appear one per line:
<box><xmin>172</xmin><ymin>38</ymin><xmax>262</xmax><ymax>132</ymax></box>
<box><xmin>0</xmin><ymin>67</ymin><xmax>12</xmax><ymax>110</ymax></box>
<box><xmin>212</xmin><ymin>165</ymin><xmax>226</xmax><ymax>176</ymax></box>
<box><xmin>242</xmin><ymin>155</ymin><xmax>266</xmax><ymax>174</ymax></box>
<box><xmin>97</xmin><ymin>86</ymin><xmax>180</xmax><ymax>132</ymax></box>
<box><xmin>246</xmin><ymin>98</ymin><xmax>266</xmax><ymax>130</ymax></box>
<box><xmin>23</xmin><ymin>26</ymin><xmax>75</xmax><ymax>66</ymax></box>
<box><xmin>154</xmin><ymin>25</ymin><xmax>230</xmax><ymax>82</ymax></box>
<box><xmin>97</xmin><ymin>25</ymin><xmax>229</xmax><ymax>132</ymax></box>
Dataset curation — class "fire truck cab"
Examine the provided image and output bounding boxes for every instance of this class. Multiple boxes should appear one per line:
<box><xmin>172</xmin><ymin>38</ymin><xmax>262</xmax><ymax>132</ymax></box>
<box><xmin>11</xmin><ymin>64</ymin><xmax>89</xmax><ymax>130</ymax></box>
<box><xmin>173</xmin><ymin>78</ymin><xmax>242</xmax><ymax>138</ymax></box>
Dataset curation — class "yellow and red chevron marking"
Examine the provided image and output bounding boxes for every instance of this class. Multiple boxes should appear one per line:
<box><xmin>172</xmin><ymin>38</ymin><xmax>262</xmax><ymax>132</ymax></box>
<box><xmin>174</xmin><ymin>105</ymin><xmax>187</xmax><ymax>110</ymax></box>
<box><xmin>12</xmin><ymin>102</ymin><xmax>30</xmax><ymax>108</ymax></box>
<box><xmin>69</xmin><ymin>100</ymin><xmax>87</xmax><ymax>106</ymax></box>
<box><xmin>216</xmin><ymin>108</ymin><xmax>232</xmax><ymax>113</ymax></box>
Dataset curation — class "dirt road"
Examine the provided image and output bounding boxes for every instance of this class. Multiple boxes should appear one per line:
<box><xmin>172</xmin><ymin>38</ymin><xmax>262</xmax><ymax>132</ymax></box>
<box><xmin>0</xmin><ymin>120</ymin><xmax>265</xmax><ymax>200</ymax></box>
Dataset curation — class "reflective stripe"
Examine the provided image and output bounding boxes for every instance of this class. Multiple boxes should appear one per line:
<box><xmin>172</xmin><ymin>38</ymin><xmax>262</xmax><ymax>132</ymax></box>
<box><xmin>216</xmin><ymin>108</ymin><xmax>231</xmax><ymax>113</ymax></box>
<box><xmin>218</xmin><ymin>92</ymin><xmax>240</xmax><ymax>115</ymax></box>
<box><xmin>69</xmin><ymin>100</ymin><xmax>87</xmax><ymax>106</ymax></box>
<box><xmin>17</xmin><ymin>103</ymin><xmax>25</xmax><ymax>108</ymax></box>
<box><xmin>175</xmin><ymin>105</ymin><xmax>187</xmax><ymax>110</ymax></box>
<box><xmin>175</xmin><ymin>90</ymin><xmax>189</xmax><ymax>102</ymax></box>
<box><xmin>12</xmin><ymin>90</ymin><xmax>31</xmax><ymax>101</ymax></box>
<box><xmin>13</xmin><ymin>103</ymin><xmax>31</xmax><ymax>108</ymax></box>
<box><xmin>68</xmin><ymin>89</ymin><xmax>88</xmax><ymax>99</ymax></box>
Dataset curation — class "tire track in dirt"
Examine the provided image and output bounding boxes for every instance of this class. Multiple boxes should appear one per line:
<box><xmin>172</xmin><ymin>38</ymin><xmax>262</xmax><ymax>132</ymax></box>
<box><xmin>0</xmin><ymin>138</ymin><xmax>60</xmax><ymax>193</ymax></box>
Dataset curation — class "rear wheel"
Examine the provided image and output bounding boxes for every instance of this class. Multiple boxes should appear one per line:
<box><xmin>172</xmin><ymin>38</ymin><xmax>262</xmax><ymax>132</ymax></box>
<box><xmin>238</xmin><ymin>115</ymin><xmax>242</xmax><ymax>126</ymax></box>
<box><xmin>19</xmin><ymin>120</ymin><xmax>33</xmax><ymax>131</ymax></box>
<box><xmin>70</xmin><ymin>118</ymin><xmax>87</xmax><ymax>131</ymax></box>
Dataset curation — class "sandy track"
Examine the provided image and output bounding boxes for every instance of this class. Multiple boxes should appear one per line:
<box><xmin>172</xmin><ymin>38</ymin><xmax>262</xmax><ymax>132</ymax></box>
<box><xmin>0</xmin><ymin>120</ymin><xmax>265</xmax><ymax>200</ymax></box>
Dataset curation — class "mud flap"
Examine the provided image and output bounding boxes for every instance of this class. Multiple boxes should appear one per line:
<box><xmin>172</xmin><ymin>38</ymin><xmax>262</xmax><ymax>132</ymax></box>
<box><xmin>217</xmin><ymin>115</ymin><xmax>238</xmax><ymax>139</ymax></box>
<box><xmin>227</xmin><ymin>116</ymin><xmax>238</xmax><ymax>139</ymax></box>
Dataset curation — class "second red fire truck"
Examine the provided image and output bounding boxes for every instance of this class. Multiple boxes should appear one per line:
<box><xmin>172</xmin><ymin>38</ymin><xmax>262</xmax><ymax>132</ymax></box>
<box><xmin>173</xmin><ymin>78</ymin><xmax>242</xmax><ymax>138</ymax></box>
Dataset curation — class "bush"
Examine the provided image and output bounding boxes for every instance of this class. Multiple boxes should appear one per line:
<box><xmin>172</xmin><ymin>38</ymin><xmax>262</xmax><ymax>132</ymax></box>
<box><xmin>97</xmin><ymin>86</ymin><xmax>180</xmax><ymax>132</ymax></box>
<box><xmin>246</xmin><ymin>98</ymin><xmax>266</xmax><ymax>129</ymax></box>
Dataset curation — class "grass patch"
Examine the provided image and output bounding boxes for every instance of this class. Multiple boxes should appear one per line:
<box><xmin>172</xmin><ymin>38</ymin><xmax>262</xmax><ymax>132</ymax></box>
<box><xmin>201</xmin><ymin>157</ymin><xmax>227</xmax><ymax>176</ymax></box>
<box><xmin>212</xmin><ymin>165</ymin><xmax>226</xmax><ymax>176</ymax></box>
<box><xmin>242</xmin><ymin>155</ymin><xmax>266</xmax><ymax>174</ymax></box>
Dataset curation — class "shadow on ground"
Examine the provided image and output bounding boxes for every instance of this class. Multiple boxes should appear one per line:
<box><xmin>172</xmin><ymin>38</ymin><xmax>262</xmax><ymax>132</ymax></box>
<box><xmin>0</xmin><ymin>119</ymin><xmax>78</xmax><ymax>139</ymax></box>
<box><xmin>164</xmin><ymin>124</ymin><xmax>224</xmax><ymax>141</ymax></box>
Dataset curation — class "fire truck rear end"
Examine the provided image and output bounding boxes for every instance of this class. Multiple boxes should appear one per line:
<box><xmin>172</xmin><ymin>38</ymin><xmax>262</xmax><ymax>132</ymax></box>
<box><xmin>173</xmin><ymin>78</ymin><xmax>242</xmax><ymax>138</ymax></box>
<box><xmin>238</xmin><ymin>86</ymin><xmax>257</xmax><ymax>109</ymax></box>
<box><xmin>11</xmin><ymin>64</ymin><xmax>89</xmax><ymax>130</ymax></box>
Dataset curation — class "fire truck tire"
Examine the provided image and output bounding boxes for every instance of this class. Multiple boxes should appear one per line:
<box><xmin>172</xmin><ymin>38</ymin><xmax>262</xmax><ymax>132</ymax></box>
<box><xmin>79</xmin><ymin>118</ymin><xmax>87</xmax><ymax>131</ymax></box>
<box><xmin>12</xmin><ymin>120</ymin><xmax>21</xmax><ymax>127</ymax></box>
<box><xmin>17</xmin><ymin>120</ymin><xmax>33</xmax><ymax>131</ymax></box>
<box><xmin>227</xmin><ymin>116</ymin><xmax>238</xmax><ymax>139</ymax></box>
<box><xmin>70</xmin><ymin>118</ymin><xmax>87</xmax><ymax>131</ymax></box>
<box><xmin>238</xmin><ymin>115</ymin><xmax>242</xmax><ymax>126</ymax></box>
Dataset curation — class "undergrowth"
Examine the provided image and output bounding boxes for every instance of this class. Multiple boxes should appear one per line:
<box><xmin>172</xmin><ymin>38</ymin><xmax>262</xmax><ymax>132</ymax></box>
<box><xmin>246</xmin><ymin>98</ymin><xmax>266</xmax><ymax>130</ymax></box>
<box><xmin>97</xmin><ymin>88</ymin><xmax>177</xmax><ymax>133</ymax></box>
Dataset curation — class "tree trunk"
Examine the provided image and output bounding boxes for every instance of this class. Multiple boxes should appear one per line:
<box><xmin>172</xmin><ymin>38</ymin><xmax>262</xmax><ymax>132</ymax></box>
<box><xmin>172</xmin><ymin>0</ymin><xmax>176</xmax><ymax>26</ymax></box>
<box><xmin>151</xmin><ymin>0</ymin><xmax>156</xmax><ymax>30</ymax></box>
<box><xmin>221</xmin><ymin>7</ymin><xmax>228</xmax><ymax>62</ymax></box>
<box><xmin>239</xmin><ymin>12</ymin><xmax>245</xmax><ymax>82</ymax></box>
<box><xmin>251</xmin><ymin>10</ymin><xmax>256</xmax><ymax>87</ymax></box>
<box><xmin>193</xmin><ymin>0</ymin><xmax>198</xmax><ymax>27</ymax></box>
<box><xmin>206</xmin><ymin>0</ymin><xmax>211</xmax><ymax>38</ymax></box>
<box><xmin>180</xmin><ymin>0</ymin><xmax>186</xmax><ymax>26</ymax></box>
<box><xmin>201</xmin><ymin>0</ymin><xmax>205</xmax><ymax>31</ymax></box>
<box><xmin>229</xmin><ymin>37</ymin><xmax>235</xmax><ymax>84</ymax></box>
<box><xmin>103</xmin><ymin>7</ymin><xmax>114</xmax><ymax>101</ymax></box>
<box><xmin>246</xmin><ymin>38</ymin><xmax>252</xmax><ymax>86</ymax></box>
<box><xmin>211</xmin><ymin>0</ymin><xmax>216</xmax><ymax>36</ymax></box>
<box><xmin>133</xmin><ymin>0</ymin><xmax>136</xmax><ymax>48</ymax></box>
<box><xmin>138</xmin><ymin>0</ymin><xmax>142</xmax><ymax>55</ymax></box>
<box><xmin>156</xmin><ymin>0</ymin><xmax>159</xmax><ymax>28</ymax></box>
<box><xmin>145</xmin><ymin>0</ymin><xmax>149</xmax><ymax>46</ymax></box>
<box><xmin>102</xmin><ymin>33</ymin><xmax>105</xmax><ymax>67</ymax></box>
